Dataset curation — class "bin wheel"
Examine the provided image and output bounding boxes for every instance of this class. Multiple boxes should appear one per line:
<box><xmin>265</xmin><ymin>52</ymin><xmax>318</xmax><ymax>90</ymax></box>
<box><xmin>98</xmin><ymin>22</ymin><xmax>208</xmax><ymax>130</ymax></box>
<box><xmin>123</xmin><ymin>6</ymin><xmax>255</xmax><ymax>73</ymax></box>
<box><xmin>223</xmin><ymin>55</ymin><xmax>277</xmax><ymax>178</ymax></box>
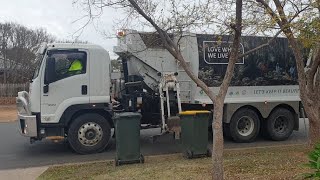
<box><xmin>185</xmin><ymin>150</ymin><xmax>193</xmax><ymax>159</ymax></box>
<box><xmin>115</xmin><ymin>158</ymin><xmax>120</xmax><ymax>166</ymax></box>
<box><xmin>206</xmin><ymin>149</ymin><xmax>212</xmax><ymax>157</ymax></box>
<box><xmin>140</xmin><ymin>154</ymin><xmax>145</xmax><ymax>163</ymax></box>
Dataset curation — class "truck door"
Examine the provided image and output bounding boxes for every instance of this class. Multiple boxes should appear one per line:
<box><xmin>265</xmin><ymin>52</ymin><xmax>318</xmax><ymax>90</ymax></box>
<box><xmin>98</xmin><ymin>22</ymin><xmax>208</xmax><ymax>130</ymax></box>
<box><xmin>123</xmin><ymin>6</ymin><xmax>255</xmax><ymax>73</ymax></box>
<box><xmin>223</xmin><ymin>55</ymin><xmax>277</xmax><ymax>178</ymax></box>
<box><xmin>40</xmin><ymin>49</ymin><xmax>89</xmax><ymax>123</ymax></box>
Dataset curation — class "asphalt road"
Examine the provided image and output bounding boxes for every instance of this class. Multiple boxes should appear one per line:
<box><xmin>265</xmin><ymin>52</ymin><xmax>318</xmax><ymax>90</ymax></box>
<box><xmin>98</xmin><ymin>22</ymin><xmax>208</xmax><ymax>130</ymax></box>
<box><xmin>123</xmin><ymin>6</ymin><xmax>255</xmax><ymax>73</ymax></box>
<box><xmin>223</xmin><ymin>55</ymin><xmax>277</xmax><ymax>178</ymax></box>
<box><xmin>0</xmin><ymin>119</ymin><xmax>309</xmax><ymax>170</ymax></box>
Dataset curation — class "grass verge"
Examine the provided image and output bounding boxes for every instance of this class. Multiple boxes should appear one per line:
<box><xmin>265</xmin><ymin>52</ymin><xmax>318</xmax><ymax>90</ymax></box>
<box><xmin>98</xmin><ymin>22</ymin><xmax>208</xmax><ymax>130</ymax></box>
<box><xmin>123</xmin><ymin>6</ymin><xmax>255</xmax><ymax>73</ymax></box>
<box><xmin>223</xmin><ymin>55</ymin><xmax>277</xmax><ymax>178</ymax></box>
<box><xmin>38</xmin><ymin>145</ymin><xmax>311</xmax><ymax>180</ymax></box>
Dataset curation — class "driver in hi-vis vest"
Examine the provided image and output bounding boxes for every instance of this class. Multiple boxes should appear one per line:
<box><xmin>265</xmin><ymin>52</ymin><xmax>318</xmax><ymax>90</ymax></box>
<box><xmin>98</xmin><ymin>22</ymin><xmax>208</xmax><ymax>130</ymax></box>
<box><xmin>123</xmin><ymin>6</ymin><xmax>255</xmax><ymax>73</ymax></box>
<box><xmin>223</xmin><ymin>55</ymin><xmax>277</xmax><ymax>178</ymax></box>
<box><xmin>68</xmin><ymin>59</ymin><xmax>83</xmax><ymax>74</ymax></box>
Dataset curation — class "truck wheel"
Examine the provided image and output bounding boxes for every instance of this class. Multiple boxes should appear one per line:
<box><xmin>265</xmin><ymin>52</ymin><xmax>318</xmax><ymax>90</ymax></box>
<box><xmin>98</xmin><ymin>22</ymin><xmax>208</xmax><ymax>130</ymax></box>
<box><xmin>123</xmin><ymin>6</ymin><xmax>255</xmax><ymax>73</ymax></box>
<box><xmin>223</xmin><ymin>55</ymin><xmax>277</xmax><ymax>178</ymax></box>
<box><xmin>229</xmin><ymin>108</ymin><xmax>260</xmax><ymax>143</ymax></box>
<box><xmin>140</xmin><ymin>154</ymin><xmax>145</xmax><ymax>163</ymax></box>
<box><xmin>68</xmin><ymin>113</ymin><xmax>111</xmax><ymax>154</ymax></box>
<box><xmin>185</xmin><ymin>150</ymin><xmax>193</xmax><ymax>159</ymax></box>
<box><xmin>266</xmin><ymin>108</ymin><xmax>294</xmax><ymax>141</ymax></box>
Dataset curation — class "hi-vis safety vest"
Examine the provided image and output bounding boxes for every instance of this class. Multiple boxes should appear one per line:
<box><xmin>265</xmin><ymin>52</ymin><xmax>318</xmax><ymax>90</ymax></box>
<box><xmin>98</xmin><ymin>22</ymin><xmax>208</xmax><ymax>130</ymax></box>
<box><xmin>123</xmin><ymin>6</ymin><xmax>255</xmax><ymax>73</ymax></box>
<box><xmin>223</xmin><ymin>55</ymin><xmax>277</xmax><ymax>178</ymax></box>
<box><xmin>69</xmin><ymin>60</ymin><xmax>83</xmax><ymax>72</ymax></box>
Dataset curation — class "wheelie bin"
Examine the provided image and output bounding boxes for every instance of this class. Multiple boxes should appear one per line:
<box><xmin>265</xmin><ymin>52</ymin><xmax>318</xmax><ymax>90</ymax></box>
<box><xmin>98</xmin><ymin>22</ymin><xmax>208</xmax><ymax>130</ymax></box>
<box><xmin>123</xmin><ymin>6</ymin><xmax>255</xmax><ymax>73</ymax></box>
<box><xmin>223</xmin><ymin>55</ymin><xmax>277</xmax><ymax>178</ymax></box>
<box><xmin>179</xmin><ymin>110</ymin><xmax>211</xmax><ymax>159</ymax></box>
<box><xmin>114</xmin><ymin>112</ymin><xmax>144</xmax><ymax>166</ymax></box>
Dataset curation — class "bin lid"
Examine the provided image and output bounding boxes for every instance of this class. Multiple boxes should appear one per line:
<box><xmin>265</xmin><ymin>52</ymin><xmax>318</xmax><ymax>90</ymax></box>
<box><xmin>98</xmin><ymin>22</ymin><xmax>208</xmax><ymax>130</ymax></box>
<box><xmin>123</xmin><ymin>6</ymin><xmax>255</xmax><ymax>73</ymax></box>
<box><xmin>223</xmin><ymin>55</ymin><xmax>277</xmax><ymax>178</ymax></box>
<box><xmin>179</xmin><ymin>110</ymin><xmax>210</xmax><ymax>115</ymax></box>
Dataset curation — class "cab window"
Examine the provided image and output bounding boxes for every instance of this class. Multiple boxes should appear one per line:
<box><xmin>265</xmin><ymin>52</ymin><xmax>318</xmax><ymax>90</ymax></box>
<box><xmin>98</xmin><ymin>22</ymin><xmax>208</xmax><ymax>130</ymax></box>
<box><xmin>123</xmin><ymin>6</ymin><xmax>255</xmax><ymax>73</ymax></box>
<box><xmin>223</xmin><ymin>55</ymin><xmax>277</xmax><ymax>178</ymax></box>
<box><xmin>46</xmin><ymin>50</ymin><xmax>87</xmax><ymax>81</ymax></box>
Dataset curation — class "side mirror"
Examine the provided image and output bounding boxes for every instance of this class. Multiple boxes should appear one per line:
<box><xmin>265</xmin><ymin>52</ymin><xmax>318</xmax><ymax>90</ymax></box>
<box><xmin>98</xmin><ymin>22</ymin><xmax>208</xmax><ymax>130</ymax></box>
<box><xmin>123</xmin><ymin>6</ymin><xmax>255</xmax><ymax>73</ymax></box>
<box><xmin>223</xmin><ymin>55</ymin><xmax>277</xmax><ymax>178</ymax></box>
<box><xmin>44</xmin><ymin>57</ymin><xmax>56</xmax><ymax>85</ymax></box>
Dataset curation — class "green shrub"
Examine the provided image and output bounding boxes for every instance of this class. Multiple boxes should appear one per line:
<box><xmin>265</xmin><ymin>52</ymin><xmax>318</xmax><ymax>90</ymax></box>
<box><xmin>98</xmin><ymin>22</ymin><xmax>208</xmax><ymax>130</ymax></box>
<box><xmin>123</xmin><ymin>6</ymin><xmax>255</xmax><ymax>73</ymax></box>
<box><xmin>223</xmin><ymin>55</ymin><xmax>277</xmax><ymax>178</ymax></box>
<box><xmin>303</xmin><ymin>144</ymin><xmax>320</xmax><ymax>179</ymax></box>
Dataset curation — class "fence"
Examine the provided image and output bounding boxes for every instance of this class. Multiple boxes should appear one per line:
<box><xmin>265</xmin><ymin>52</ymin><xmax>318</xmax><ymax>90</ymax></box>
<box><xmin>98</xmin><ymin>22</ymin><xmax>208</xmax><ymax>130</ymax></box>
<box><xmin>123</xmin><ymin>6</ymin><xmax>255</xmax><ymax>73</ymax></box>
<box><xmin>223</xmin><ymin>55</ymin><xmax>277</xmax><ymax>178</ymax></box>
<box><xmin>0</xmin><ymin>83</ymin><xmax>29</xmax><ymax>105</ymax></box>
<box><xmin>0</xmin><ymin>83</ymin><xmax>29</xmax><ymax>97</ymax></box>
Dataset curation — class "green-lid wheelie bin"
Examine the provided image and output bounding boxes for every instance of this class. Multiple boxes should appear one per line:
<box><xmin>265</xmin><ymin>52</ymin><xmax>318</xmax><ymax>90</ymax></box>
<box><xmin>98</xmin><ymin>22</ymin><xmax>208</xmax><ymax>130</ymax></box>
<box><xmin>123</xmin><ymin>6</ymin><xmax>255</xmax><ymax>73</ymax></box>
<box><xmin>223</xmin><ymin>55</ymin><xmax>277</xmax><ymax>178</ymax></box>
<box><xmin>114</xmin><ymin>112</ymin><xmax>144</xmax><ymax>166</ymax></box>
<box><xmin>179</xmin><ymin>110</ymin><xmax>211</xmax><ymax>159</ymax></box>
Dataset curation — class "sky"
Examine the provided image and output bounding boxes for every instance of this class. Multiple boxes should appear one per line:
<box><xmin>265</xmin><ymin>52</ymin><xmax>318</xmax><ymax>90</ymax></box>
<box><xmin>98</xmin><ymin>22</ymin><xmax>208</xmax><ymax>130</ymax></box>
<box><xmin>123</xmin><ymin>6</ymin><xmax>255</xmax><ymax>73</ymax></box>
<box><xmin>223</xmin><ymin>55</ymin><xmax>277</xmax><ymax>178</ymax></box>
<box><xmin>0</xmin><ymin>0</ymin><xmax>123</xmax><ymax>59</ymax></box>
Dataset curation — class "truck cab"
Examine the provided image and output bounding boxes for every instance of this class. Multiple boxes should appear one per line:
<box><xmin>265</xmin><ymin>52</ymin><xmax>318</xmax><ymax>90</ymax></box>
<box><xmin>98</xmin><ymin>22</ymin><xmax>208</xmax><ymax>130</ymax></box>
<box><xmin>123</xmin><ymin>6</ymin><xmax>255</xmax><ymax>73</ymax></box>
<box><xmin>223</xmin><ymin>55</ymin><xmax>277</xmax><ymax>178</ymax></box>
<box><xmin>17</xmin><ymin>43</ymin><xmax>113</xmax><ymax>154</ymax></box>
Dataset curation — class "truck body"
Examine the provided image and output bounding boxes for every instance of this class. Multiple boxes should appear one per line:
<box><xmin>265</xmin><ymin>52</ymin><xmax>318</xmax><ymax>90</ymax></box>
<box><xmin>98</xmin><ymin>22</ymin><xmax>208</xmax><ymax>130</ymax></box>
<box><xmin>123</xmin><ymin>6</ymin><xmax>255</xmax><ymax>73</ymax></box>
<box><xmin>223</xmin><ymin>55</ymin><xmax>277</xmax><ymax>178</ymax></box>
<box><xmin>16</xmin><ymin>30</ymin><xmax>302</xmax><ymax>154</ymax></box>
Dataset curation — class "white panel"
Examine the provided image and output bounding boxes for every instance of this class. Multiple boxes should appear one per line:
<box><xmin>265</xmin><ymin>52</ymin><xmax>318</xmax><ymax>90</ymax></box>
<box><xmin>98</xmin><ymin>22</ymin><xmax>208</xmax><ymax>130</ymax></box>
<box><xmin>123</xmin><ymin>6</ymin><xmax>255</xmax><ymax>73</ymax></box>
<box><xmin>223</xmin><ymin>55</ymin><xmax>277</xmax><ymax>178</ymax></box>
<box><xmin>194</xmin><ymin>85</ymin><xmax>300</xmax><ymax>104</ymax></box>
<box><xmin>89</xmin><ymin>48</ymin><xmax>111</xmax><ymax>99</ymax></box>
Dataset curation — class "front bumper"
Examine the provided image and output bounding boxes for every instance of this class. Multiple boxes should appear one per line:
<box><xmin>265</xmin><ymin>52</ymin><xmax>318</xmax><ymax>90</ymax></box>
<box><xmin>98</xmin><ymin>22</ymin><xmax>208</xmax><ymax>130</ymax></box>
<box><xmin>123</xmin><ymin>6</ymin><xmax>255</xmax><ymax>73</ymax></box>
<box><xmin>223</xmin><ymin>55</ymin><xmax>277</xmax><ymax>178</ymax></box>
<box><xmin>16</xmin><ymin>91</ymin><xmax>37</xmax><ymax>137</ymax></box>
<box><xmin>18</xmin><ymin>114</ymin><xmax>37</xmax><ymax>137</ymax></box>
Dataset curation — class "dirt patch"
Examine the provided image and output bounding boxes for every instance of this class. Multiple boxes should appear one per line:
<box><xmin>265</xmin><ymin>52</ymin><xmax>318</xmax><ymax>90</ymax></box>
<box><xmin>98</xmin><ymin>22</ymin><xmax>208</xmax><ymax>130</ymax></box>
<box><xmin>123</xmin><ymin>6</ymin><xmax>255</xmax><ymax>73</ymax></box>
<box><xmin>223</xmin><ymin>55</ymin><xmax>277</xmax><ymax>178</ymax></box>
<box><xmin>0</xmin><ymin>105</ymin><xmax>17</xmax><ymax>123</ymax></box>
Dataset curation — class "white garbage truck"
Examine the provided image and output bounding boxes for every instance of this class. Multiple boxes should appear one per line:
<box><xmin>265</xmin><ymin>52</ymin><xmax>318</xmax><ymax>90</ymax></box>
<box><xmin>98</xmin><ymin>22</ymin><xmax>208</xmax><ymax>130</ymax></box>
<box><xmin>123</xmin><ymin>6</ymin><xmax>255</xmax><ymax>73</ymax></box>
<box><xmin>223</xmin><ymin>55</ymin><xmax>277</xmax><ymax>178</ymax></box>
<box><xmin>16</xmin><ymin>29</ymin><xmax>302</xmax><ymax>154</ymax></box>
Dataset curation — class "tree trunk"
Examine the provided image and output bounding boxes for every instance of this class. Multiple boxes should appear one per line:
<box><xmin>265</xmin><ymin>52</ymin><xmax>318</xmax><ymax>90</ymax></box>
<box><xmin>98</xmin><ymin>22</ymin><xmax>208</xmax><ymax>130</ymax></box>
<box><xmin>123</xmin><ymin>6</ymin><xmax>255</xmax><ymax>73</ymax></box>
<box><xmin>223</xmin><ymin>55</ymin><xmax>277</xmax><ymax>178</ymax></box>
<box><xmin>211</xmin><ymin>1</ymin><xmax>242</xmax><ymax>179</ymax></box>
<box><xmin>309</xmin><ymin>118</ymin><xmax>320</xmax><ymax>146</ymax></box>
<box><xmin>304</xmin><ymin>102</ymin><xmax>320</xmax><ymax>146</ymax></box>
<box><xmin>212</xmin><ymin>99</ymin><xmax>224</xmax><ymax>180</ymax></box>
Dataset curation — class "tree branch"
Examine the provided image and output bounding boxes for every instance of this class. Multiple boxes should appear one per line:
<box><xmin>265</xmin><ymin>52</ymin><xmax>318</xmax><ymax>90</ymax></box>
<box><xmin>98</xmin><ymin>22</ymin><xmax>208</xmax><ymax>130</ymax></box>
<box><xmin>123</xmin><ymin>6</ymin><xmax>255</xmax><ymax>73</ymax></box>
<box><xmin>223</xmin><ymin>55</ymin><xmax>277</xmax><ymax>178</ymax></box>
<box><xmin>238</xmin><ymin>5</ymin><xmax>305</xmax><ymax>59</ymax></box>
<box><xmin>307</xmin><ymin>47</ymin><xmax>320</xmax><ymax>94</ymax></box>
<box><xmin>256</xmin><ymin>0</ymin><xmax>283</xmax><ymax>27</ymax></box>
<box><xmin>127</xmin><ymin>0</ymin><xmax>216</xmax><ymax>102</ymax></box>
<box><xmin>256</xmin><ymin>0</ymin><xmax>308</xmax><ymax>99</ymax></box>
<box><xmin>238</xmin><ymin>29</ymin><xmax>281</xmax><ymax>58</ymax></box>
<box><xmin>218</xmin><ymin>0</ymin><xmax>242</xmax><ymax>98</ymax></box>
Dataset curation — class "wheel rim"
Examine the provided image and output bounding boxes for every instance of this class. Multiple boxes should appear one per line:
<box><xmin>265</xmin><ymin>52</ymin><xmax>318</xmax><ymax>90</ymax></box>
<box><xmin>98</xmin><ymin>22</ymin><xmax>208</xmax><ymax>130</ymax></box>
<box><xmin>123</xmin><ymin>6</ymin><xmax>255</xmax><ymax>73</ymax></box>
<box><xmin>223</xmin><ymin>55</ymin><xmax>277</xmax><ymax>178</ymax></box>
<box><xmin>78</xmin><ymin>122</ymin><xmax>103</xmax><ymax>146</ymax></box>
<box><xmin>237</xmin><ymin>116</ymin><xmax>255</xmax><ymax>136</ymax></box>
<box><xmin>274</xmin><ymin>116</ymin><xmax>288</xmax><ymax>134</ymax></box>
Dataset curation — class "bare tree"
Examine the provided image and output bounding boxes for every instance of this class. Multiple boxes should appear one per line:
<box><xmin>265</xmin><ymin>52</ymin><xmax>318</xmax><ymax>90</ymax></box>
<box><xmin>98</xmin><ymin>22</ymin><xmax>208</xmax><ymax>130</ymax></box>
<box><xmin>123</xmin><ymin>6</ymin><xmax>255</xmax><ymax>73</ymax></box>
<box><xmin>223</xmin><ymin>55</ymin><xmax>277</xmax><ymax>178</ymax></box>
<box><xmin>0</xmin><ymin>22</ymin><xmax>54</xmax><ymax>83</ymax></box>
<box><xmin>255</xmin><ymin>0</ymin><xmax>320</xmax><ymax>146</ymax></box>
<box><xmin>0</xmin><ymin>23</ymin><xmax>13</xmax><ymax>83</ymax></box>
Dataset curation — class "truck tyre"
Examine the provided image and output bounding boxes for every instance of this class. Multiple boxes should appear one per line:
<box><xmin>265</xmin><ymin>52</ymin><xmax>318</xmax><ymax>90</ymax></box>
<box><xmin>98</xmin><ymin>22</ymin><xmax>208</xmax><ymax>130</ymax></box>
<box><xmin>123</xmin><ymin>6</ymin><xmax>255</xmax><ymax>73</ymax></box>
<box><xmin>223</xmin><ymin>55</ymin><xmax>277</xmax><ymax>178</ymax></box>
<box><xmin>266</xmin><ymin>108</ymin><xmax>294</xmax><ymax>141</ymax></box>
<box><xmin>68</xmin><ymin>113</ymin><xmax>111</xmax><ymax>154</ymax></box>
<box><xmin>229</xmin><ymin>108</ymin><xmax>260</xmax><ymax>143</ymax></box>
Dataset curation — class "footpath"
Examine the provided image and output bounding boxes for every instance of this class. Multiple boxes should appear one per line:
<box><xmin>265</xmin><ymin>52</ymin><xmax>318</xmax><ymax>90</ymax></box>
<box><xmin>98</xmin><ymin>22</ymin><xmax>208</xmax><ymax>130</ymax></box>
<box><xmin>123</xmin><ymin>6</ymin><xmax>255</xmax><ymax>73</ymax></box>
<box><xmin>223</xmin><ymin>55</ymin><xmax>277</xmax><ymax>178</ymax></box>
<box><xmin>0</xmin><ymin>167</ymin><xmax>48</xmax><ymax>180</ymax></box>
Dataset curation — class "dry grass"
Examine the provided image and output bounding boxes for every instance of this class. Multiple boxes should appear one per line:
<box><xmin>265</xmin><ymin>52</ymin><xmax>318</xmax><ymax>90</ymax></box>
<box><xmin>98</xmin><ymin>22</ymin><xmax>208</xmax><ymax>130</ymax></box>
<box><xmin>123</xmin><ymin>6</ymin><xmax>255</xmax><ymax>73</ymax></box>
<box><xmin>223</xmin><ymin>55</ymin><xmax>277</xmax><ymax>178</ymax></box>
<box><xmin>0</xmin><ymin>105</ymin><xmax>17</xmax><ymax>123</ymax></box>
<box><xmin>38</xmin><ymin>145</ymin><xmax>311</xmax><ymax>180</ymax></box>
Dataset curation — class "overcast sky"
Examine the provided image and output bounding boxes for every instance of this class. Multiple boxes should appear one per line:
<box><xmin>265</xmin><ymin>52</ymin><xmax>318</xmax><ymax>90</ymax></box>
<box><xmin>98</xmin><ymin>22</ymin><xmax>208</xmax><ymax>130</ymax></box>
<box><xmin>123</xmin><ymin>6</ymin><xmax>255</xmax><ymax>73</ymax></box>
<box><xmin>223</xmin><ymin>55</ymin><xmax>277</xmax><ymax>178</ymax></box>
<box><xmin>0</xmin><ymin>0</ymin><xmax>123</xmax><ymax>59</ymax></box>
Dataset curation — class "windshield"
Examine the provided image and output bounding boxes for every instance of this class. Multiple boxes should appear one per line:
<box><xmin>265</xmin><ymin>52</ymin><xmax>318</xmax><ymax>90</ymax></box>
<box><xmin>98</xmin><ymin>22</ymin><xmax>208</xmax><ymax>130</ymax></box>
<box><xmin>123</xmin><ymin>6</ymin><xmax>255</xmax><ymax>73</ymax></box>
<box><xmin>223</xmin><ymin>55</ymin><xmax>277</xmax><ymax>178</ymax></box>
<box><xmin>32</xmin><ymin>54</ymin><xmax>44</xmax><ymax>80</ymax></box>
